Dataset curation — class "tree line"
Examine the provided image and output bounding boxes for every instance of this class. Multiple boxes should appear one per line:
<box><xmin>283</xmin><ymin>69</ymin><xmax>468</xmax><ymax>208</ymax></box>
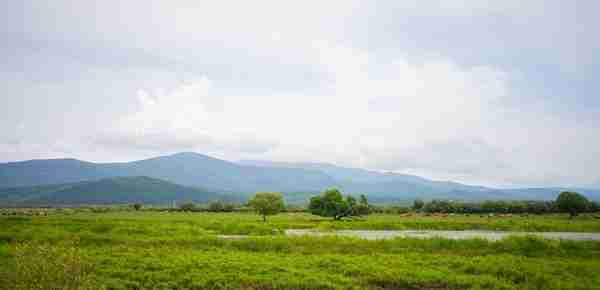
<box><xmin>163</xmin><ymin>188</ymin><xmax>373</xmax><ymax>221</ymax></box>
<box><xmin>412</xmin><ymin>191</ymin><xmax>599</xmax><ymax>217</ymax></box>
<box><xmin>132</xmin><ymin>190</ymin><xmax>598</xmax><ymax>221</ymax></box>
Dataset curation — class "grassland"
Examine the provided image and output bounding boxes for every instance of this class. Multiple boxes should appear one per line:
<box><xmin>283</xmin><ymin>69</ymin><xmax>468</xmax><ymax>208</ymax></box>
<box><xmin>1</xmin><ymin>211</ymin><xmax>600</xmax><ymax>289</ymax></box>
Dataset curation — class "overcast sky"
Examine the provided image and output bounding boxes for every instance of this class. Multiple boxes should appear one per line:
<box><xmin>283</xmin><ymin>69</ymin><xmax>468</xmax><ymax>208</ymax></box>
<box><xmin>1</xmin><ymin>1</ymin><xmax>599</xmax><ymax>188</ymax></box>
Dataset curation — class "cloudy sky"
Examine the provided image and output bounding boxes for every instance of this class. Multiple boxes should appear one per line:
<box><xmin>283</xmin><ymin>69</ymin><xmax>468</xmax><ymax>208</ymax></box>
<box><xmin>1</xmin><ymin>1</ymin><xmax>599</xmax><ymax>188</ymax></box>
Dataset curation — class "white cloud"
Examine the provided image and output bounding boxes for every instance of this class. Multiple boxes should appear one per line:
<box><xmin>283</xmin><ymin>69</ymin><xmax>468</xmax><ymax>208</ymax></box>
<box><xmin>98</xmin><ymin>46</ymin><xmax>513</xmax><ymax>181</ymax></box>
<box><xmin>95</xmin><ymin>41</ymin><xmax>600</xmax><ymax>187</ymax></box>
<box><xmin>2</xmin><ymin>0</ymin><xmax>599</xmax><ymax>187</ymax></box>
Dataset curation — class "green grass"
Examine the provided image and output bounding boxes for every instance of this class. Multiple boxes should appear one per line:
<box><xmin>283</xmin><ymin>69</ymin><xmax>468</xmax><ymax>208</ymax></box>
<box><xmin>1</xmin><ymin>211</ymin><xmax>599</xmax><ymax>289</ymax></box>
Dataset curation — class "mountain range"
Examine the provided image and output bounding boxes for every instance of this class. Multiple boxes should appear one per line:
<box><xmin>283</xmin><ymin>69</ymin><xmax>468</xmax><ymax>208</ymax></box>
<box><xmin>0</xmin><ymin>152</ymin><xmax>598</xmax><ymax>205</ymax></box>
<box><xmin>0</xmin><ymin>176</ymin><xmax>234</xmax><ymax>206</ymax></box>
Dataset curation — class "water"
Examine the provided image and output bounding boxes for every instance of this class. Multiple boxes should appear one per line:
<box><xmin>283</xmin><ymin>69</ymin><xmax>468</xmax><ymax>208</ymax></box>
<box><xmin>283</xmin><ymin>229</ymin><xmax>600</xmax><ymax>241</ymax></box>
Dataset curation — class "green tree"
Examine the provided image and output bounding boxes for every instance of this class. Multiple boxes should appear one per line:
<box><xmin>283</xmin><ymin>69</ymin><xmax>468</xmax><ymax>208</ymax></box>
<box><xmin>555</xmin><ymin>191</ymin><xmax>590</xmax><ymax>218</ymax></box>
<box><xmin>208</xmin><ymin>200</ymin><xmax>225</xmax><ymax>212</ymax></box>
<box><xmin>590</xmin><ymin>201</ymin><xmax>600</xmax><ymax>213</ymax></box>
<box><xmin>355</xmin><ymin>194</ymin><xmax>371</xmax><ymax>216</ymax></box>
<box><xmin>222</xmin><ymin>203</ymin><xmax>236</xmax><ymax>212</ymax></box>
<box><xmin>412</xmin><ymin>199</ymin><xmax>424</xmax><ymax>211</ymax></box>
<box><xmin>132</xmin><ymin>203</ymin><xmax>142</xmax><ymax>211</ymax></box>
<box><xmin>423</xmin><ymin>200</ymin><xmax>453</xmax><ymax>213</ymax></box>
<box><xmin>179</xmin><ymin>202</ymin><xmax>196</xmax><ymax>212</ymax></box>
<box><xmin>308</xmin><ymin>188</ymin><xmax>370</xmax><ymax>220</ymax></box>
<box><xmin>248</xmin><ymin>192</ymin><xmax>285</xmax><ymax>222</ymax></box>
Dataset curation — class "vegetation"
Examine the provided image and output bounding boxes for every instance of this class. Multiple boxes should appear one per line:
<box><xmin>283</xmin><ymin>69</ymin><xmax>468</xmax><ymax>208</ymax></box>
<box><xmin>4</xmin><ymin>240</ymin><xmax>94</xmax><ymax>290</ymax></box>
<box><xmin>0</xmin><ymin>211</ymin><xmax>599</xmax><ymax>289</ymax></box>
<box><xmin>0</xmin><ymin>176</ymin><xmax>228</xmax><ymax>206</ymax></box>
<box><xmin>207</xmin><ymin>200</ymin><xmax>236</xmax><ymax>212</ymax></box>
<box><xmin>178</xmin><ymin>202</ymin><xmax>196</xmax><ymax>212</ymax></box>
<box><xmin>591</xmin><ymin>201</ymin><xmax>600</xmax><ymax>212</ymax></box>
<box><xmin>556</xmin><ymin>191</ymin><xmax>591</xmax><ymax>218</ymax></box>
<box><xmin>309</xmin><ymin>188</ymin><xmax>371</xmax><ymax>220</ymax></box>
<box><xmin>412</xmin><ymin>199</ymin><xmax>424</xmax><ymax>211</ymax></box>
<box><xmin>248</xmin><ymin>192</ymin><xmax>285</xmax><ymax>222</ymax></box>
<box><xmin>413</xmin><ymin>198</ymin><xmax>600</xmax><ymax>215</ymax></box>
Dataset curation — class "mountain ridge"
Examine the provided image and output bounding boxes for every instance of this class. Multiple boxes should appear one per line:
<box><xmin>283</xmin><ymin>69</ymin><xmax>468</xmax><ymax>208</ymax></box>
<box><xmin>1</xmin><ymin>152</ymin><xmax>599</xmax><ymax>203</ymax></box>
<box><xmin>0</xmin><ymin>176</ymin><xmax>235</xmax><ymax>206</ymax></box>
<box><xmin>0</xmin><ymin>152</ymin><xmax>336</xmax><ymax>192</ymax></box>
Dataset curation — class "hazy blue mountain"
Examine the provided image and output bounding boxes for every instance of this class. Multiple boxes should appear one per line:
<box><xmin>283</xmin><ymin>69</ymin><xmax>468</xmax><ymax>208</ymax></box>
<box><xmin>239</xmin><ymin>160</ymin><xmax>491</xmax><ymax>198</ymax></box>
<box><xmin>1</xmin><ymin>153</ymin><xmax>598</xmax><ymax>204</ymax></box>
<box><xmin>0</xmin><ymin>158</ymin><xmax>122</xmax><ymax>188</ymax></box>
<box><xmin>240</xmin><ymin>160</ymin><xmax>600</xmax><ymax>202</ymax></box>
<box><xmin>0</xmin><ymin>176</ymin><xmax>232</xmax><ymax>206</ymax></box>
<box><xmin>238</xmin><ymin>160</ymin><xmax>423</xmax><ymax>183</ymax></box>
<box><xmin>0</xmin><ymin>152</ymin><xmax>336</xmax><ymax>193</ymax></box>
<box><xmin>120</xmin><ymin>153</ymin><xmax>336</xmax><ymax>193</ymax></box>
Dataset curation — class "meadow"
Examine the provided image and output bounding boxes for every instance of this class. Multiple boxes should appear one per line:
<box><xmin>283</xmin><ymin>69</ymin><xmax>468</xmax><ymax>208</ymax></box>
<box><xmin>1</xmin><ymin>211</ymin><xmax>600</xmax><ymax>289</ymax></box>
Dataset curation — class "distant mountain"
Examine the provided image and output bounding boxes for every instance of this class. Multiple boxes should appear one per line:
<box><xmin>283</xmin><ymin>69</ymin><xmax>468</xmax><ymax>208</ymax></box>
<box><xmin>240</xmin><ymin>160</ymin><xmax>492</xmax><ymax>200</ymax></box>
<box><xmin>0</xmin><ymin>152</ymin><xmax>336</xmax><ymax>193</ymax></box>
<box><xmin>240</xmin><ymin>160</ymin><xmax>600</xmax><ymax>202</ymax></box>
<box><xmin>239</xmin><ymin>160</ymin><xmax>431</xmax><ymax>184</ymax></box>
<box><xmin>1</xmin><ymin>153</ymin><xmax>598</xmax><ymax>205</ymax></box>
<box><xmin>0</xmin><ymin>176</ymin><xmax>232</xmax><ymax>206</ymax></box>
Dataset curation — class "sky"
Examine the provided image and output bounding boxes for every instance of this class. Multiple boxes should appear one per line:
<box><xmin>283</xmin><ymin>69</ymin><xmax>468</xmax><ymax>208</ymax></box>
<box><xmin>1</xmin><ymin>0</ymin><xmax>599</xmax><ymax>188</ymax></box>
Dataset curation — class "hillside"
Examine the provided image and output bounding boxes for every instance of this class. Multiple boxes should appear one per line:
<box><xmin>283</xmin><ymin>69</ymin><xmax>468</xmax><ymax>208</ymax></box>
<box><xmin>0</xmin><ymin>152</ymin><xmax>336</xmax><ymax>193</ymax></box>
<box><xmin>0</xmin><ymin>176</ymin><xmax>232</xmax><ymax>206</ymax></box>
<box><xmin>240</xmin><ymin>160</ymin><xmax>600</xmax><ymax>202</ymax></box>
<box><xmin>1</xmin><ymin>153</ymin><xmax>598</xmax><ymax>203</ymax></box>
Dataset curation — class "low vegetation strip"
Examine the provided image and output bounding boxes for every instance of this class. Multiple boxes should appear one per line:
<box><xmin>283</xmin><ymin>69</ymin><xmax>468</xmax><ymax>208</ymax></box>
<box><xmin>3</xmin><ymin>211</ymin><xmax>600</xmax><ymax>236</ymax></box>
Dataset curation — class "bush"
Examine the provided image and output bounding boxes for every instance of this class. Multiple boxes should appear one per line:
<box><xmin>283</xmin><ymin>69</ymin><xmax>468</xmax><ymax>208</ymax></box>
<box><xmin>308</xmin><ymin>188</ymin><xmax>371</xmax><ymax>220</ymax></box>
<box><xmin>284</xmin><ymin>204</ymin><xmax>307</xmax><ymax>213</ymax></box>
<box><xmin>208</xmin><ymin>200</ymin><xmax>225</xmax><ymax>212</ymax></box>
<box><xmin>378</xmin><ymin>205</ymin><xmax>410</xmax><ymax>214</ymax></box>
<box><xmin>423</xmin><ymin>200</ymin><xmax>453</xmax><ymax>213</ymax></box>
<box><xmin>412</xmin><ymin>199</ymin><xmax>424</xmax><ymax>211</ymax></box>
<box><xmin>89</xmin><ymin>207</ymin><xmax>111</xmax><ymax>213</ymax></box>
<box><xmin>418</xmin><ymin>199</ymin><xmax>563</xmax><ymax>215</ymax></box>
<box><xmin>207</xmin><ymin>201</ymin><xmax>238</xmax><ymax>212</ymax></box>
<box><xmin>179</xmin><ymin>202</ymin><xmax>196</xmax><ymax>212</ymax></box>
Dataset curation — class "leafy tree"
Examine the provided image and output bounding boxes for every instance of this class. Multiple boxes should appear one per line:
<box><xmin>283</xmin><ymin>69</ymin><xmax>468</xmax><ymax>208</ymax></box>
<box><xmin>308</xmin><ymin>188</ymin><xmax>370</xmax><ymax>220</ymax></box>
<box><xmin>359</xmin><ymin>194</ymin><xmax>368</xmax><ymax>205</ymax></box>
<box><xmin>179</xmin><ymin>202</ymin><xmax>196</xmax><ymax>212</ymax></box>
<box><xmin>590</xmin><ymin>201</ymin><xmax>600</xmax><ymax>213</ymax></box>
<box><xmin>555</xmin><ymin>191</ymin><xmax>590</xmax><ymax>218</ymax></box>
<box><xmin>207</xmin><ymin>200</ymin><xmax>237</xmax><ymax>212</ymax></box>
<box><xmin>412</xmin><ymin>199</ymin><xmax>424</xmax><ymax>211</ymax></box>
<box><xmin>208</xmin><ymin>200</ymin><xmax>225</xmax><ymax>212</ymax></box>
<box><xmin>132</xmin><ymin>203</ymin><xmax>142</xmax><ymax>211</ymax></box>
<box><xmin>223</xmin><ymin>203</ymin><xmax>236</xmax><ymax>212</ymax></box>
<box><xmin>355</xmin><ymin>194</ymin><xmax>371</xmax><ymax>216</ymax></box>
<box><xmin>248</xmin><ymin>192</ymin><xmax>285</xmax><ymax>222</ymax></box>
<box><xmin>423</xmin><ymin>200</ymin><xmax>453</xmax><ymax>213</ymax></box>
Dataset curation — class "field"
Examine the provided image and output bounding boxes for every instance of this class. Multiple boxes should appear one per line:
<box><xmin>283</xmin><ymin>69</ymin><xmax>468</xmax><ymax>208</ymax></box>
<box><xmin>1</xmin><ymin>211</ymin><xmax>600</xmax><ymax>289</ymax></box>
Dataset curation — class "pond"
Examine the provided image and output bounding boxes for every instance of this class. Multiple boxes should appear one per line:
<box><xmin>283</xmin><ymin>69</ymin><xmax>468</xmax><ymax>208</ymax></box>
<box><xmin>283</xmin><ymin>229</ymin><xmax>600</xmax><ymax>241</ymax></box>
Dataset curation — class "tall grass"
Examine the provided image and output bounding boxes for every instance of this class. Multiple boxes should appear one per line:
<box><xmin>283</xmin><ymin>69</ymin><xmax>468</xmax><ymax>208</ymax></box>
<box><xmin>0</xmin><ymin>212</ymin><xmax>599</xmax><ymax>289</ymax></box>
<box><xmin>1</xmin><ymin>240</ymin><xmax>95</xmax><ymax>290</ymax></box>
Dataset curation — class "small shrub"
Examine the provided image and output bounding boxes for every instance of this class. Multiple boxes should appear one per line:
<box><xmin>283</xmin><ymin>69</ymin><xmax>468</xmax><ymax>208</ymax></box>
<box><xmin>132</xmin><ymin>203</ymin><xmax>143</xmax><ymax>211</ymax></box>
